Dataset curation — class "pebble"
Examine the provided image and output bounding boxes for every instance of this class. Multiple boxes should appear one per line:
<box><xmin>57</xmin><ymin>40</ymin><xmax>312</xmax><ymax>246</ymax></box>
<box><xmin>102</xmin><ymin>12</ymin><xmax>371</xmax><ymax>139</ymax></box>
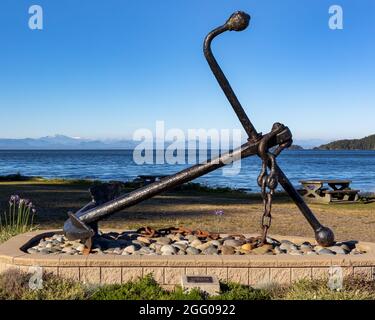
<box><xmin>274</xmin><ymin>246</ymin><xmax>285</xmax><ymax>255</ymax></box>
<box><xmin>317</xmin><ymin>248</ymin><xmax>335</xmax><ymax>255</ymax></box>
<box><xmin>137</xmin><ymin>236</ymin><xmax>151</xmax><ymax>244</ymax></box>
<box><xmin>327</xmin><ymin>246</ymin><xmax>346</xmax><ymax>255</ymax></box>
<box><xmin>241</xmin><ymin>243</ymin><xmax>253</xmax><ymax>252</ymax></box>
<box><xmin>190</xmin><ymin>239</ymin><xmax>202</xmax><ymax>248</ymax></box>
<box><xmin>202</xmin><ymin>246</ymin><xmax>218</xmax><ymax>255</ymax></box>
<box><xmin>27</xmin><ymin>248</ymin><xmax>38</xmax><ymax>254</ymax></box>
<box><xmin>186</xmin><ymin>247</ymin><xmax>200</xmax><ymax>255</ymax></box>
<box><xmin>186</xmin><ymin>235</ymin><xmax>198</xmax><ymax>242</ymax></box>
<box><xmin>160</xmin><ymin>245</ymin><xmax>176</xmax><ymax>255</ymax></box>
<box><xmin>76</xmin><ymin>244</ymin><xmax>85</xmax><ymax>252</ymax></box>
<box><xmin>223</xmin><ymin>239</ymin><xmax>243</xmax><ymax>247</ymax></box>
<box><xmin>172</xmin><ymin>243</ymin><xmax>187</xmax><ymax>251</ymax></box>
<box><xmin>196</xmin><ymin>242</ymin><xmax>212</xmax><ymax>251</ymax></box>
<box><xmin>220</xmin><ymin>245</ymin><xmax>235</xmax><ymax>255</ymax></box>
<box><xmin>157</xmin><ymin>237</ymin><xmax>171</xmax><ymax>245</ymax></box>
<box><xmin>251</xmin><ymin>244</ymin><xmax>273</xmax><ymax>255</ymax></box>
<box><xmin>123</xmin><ymin>245</ymin><xmax>137</xmax><ymax>254</ymax></box>
<box><xmin>289</xmin><ymin>250</ymin><xmax>304</xmax><ymax>256</ymax></box>
<box><xmin>209</xmin><ymin>240</ymin><xmax>221</xmax><ymax>247</ymax></box>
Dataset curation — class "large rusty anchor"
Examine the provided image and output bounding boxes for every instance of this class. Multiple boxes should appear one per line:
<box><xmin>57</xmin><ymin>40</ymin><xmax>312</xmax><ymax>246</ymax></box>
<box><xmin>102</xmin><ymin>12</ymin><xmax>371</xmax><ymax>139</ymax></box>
<box><xmin>63</xmin><ymin>11</ymin><xmax>335</xmax><ymax>251</ymax></box>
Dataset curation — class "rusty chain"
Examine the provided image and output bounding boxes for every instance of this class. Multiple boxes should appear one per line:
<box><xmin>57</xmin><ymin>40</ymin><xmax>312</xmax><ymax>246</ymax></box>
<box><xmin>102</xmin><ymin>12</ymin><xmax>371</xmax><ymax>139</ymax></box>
<box><xmin>257</xmin><ymin>124</ymin><xmax>292</xmax><ymax>245</ymax></box>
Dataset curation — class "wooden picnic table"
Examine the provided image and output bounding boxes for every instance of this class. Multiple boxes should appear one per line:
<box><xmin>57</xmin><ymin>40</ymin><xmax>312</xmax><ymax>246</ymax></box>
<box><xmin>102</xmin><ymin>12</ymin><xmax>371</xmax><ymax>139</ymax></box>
<box><xmin>134</xmin><ymin>175</ymin><xmax>169</xmax><ymax>185</ymax></box>
<box><xmin>299</xmin><ymin>179</ymin><xmax>360</xmax><ymax>204</ymax></box>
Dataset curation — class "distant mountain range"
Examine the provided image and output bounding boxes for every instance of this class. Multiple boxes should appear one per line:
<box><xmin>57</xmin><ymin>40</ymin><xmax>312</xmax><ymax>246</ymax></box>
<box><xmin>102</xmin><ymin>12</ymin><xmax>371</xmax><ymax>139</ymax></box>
<box><xmin>316</xmin><ymin>134</ymin><xmax>375</xmax><ymax>150</ymax></box>
<box><xmin>0</xmin><ymin>135</ymin><xmax>138</xmax><ymax>149</ymax></box>
<box><xmin>0</xmin><ymin>134</ymin><xmax>373</xmax><ymax>150</ymax></box>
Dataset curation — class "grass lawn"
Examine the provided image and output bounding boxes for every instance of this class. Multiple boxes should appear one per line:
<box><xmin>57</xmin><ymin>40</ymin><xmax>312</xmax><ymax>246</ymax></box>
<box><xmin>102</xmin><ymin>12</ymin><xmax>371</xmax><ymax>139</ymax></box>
<box><xmin>0</xmin><ymin>178</ymin><xmax>374</xmax><ymax>242</ymax></box>
<box><xmin>1</xmin><ymin>269</ymin><xmax>375</xmax><ymax>300</ymax></box>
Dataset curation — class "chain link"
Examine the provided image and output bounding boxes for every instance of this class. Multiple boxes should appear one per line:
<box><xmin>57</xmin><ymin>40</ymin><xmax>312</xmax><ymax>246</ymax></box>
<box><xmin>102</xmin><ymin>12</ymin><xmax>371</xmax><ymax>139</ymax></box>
<box><xmin>258</xmin><ymin>153</ymin><xmax>277</xmax><ymax>245</ymax></box>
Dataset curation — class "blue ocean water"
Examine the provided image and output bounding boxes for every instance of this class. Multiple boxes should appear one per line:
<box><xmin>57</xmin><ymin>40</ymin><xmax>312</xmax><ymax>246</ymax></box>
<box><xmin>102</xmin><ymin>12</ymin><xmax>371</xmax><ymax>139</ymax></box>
<box><xmin>0</xmin><ymin>150</ymin><xmax>374</xmax><ymax>192</ymax></box>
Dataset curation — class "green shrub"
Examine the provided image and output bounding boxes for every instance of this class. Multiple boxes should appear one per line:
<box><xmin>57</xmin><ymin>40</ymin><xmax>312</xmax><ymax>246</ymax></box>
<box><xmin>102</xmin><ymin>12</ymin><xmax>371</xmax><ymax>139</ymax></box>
<box><xmin>0</xmin><ymin>269</ymin><xmax>31</xmax><ymax>300</ymax></box>
<box><xmin>211</xmin><ymin>282</ymin><xmax>272</xmax><ymax>300</ymax></box>
<box><xmin>280</xmin><ymin>278</ymin><xmax>375</xmax><ymax>300</ymax></box>
<box><xmin>0</xmin><ymin>269</ymin><xmax>88</xmax><ymax>300</ymax></box>
<box><xmin>91</xmin><ymin>274</ymin><xmax>169</xmax><ymax>300</ymax></box>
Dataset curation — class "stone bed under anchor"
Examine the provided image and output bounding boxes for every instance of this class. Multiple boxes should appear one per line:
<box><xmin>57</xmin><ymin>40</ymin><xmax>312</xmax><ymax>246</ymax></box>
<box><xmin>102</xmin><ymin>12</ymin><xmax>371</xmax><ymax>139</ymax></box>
<box><xmin>1</xmin><ymin>230</ymin><xmax>375</xmax><ymax>288</ymax></box>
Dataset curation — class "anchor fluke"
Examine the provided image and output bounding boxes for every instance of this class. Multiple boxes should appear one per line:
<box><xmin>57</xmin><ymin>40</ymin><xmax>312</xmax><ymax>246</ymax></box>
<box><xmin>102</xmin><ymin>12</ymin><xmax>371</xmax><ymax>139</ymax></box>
<box><xmin>64</xmin><ymin>212</ymin><xmax>95</xmax><ymax>241</ymax></box>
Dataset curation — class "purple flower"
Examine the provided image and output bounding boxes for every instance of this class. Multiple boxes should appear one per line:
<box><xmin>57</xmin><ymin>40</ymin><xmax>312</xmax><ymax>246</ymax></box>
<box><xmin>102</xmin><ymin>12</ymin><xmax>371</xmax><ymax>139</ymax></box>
<box><xmin>9</xmin><ymin>195</ymin><xmax>20</xmax><ymax>205</ymax></box>
<box><xmin>214</xmin><ymin>210</ymin><xmax>224</xmax><ymax>216</ymax></box>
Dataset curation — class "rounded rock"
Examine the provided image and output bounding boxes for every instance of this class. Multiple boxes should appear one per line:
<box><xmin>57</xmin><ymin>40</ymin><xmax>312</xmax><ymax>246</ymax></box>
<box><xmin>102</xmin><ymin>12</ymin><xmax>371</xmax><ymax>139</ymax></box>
<box><xmin>186</xmin><ymin>247</ymin><xmax>200</xmax><ymax>255</ymax></box>
<box><xmin>160</xmin><ymin>245</ymin><xmax>176</xmax><ymax>255</ymax></box>
<box><xmin>220</xmin><ymin>245</ymin><xmax>235</xmax><ymax>255</ymax></box>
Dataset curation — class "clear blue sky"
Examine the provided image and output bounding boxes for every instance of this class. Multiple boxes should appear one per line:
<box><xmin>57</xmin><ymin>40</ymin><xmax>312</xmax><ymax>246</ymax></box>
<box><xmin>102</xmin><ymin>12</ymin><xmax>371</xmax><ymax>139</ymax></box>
<box><xmin>0</xmin><ymin>0</ymin><xmax>374</xmax><ymax>141</ymax></box>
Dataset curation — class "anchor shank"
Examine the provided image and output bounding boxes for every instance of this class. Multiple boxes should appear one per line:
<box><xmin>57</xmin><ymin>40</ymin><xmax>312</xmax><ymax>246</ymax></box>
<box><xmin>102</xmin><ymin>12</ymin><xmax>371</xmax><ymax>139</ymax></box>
<box><xmin>64</xmin><ymin>141</ymin><xmax>259</xmax><ymax>239</ymax></box>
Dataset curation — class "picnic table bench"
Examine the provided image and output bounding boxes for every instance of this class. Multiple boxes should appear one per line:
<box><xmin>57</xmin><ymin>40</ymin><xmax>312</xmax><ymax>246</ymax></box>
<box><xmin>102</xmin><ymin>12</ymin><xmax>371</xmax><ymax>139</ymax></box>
<box><xmin>133</xmin><ymin>175</ymin><xmax>169</xmax><ymax>186</ymax></box>
<box><xmin>299</xmin><ymin>179</ymin><xmax>360</xmax><ymax>204</ymax></box>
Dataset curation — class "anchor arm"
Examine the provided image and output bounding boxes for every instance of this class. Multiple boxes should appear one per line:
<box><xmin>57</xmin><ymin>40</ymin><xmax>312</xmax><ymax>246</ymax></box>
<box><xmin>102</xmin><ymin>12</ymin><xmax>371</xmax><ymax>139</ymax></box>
<box><xmin>273</xmin><ymin>163</ymin><xmax>335</xmax><ymax>246</ymax></box>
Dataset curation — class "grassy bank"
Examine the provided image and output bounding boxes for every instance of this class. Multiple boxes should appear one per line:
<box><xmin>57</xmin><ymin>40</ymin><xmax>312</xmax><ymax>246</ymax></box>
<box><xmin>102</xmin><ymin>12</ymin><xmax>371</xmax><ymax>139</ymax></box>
<box><xmin>0</xmin><ymin>269</ymin><xmax>374</xmax><ymax>300</ymax></box>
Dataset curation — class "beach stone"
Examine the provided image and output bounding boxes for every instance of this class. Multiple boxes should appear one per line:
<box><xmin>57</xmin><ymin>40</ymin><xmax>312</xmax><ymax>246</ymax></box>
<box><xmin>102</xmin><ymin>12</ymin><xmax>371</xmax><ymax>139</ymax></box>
<box><xmin>196</xmin><ymin>242</ymin><xmax>212</xmax><ymax>251</ymax></box>
<box><xmin>289</xmin><ymin>250</ymin><xmax>303</xmax><ymax>256</ymax></box>
<box><xmin>124</xmin><ymin>245</ymin><xmax>137</xmax><ymax>254</ymax></box>
<box><xmin>241</xmin><ymin>243</ymin><xmax>253</xmax><ymax>252</ymax></box>
<box><xmin>157</xmin><ymin>237</ymin><xmax>171</xmax><ymax>245</ymax></box>
<box><xmin>177</xmin><ymin>250</ymin><xmax>186</xmax><ymax>255</ymax></box>
<box><xmin>40</xmin><ymin>248</ymin><xmax>50</xmax><ymax>255</ymax></box>
<box><xmin>137</xmin><ymin>236</ymin><xmax>151</xmax><ymax>244</ymax></box>
<box><xmin>220</xmin><ymin>245</ymin><xmax>235</xmax><ymax>255</ymax></box>
<box><xmin>113</xmin><ymin>247</ymin><xmax>122</xmax><ymax>255</ymax></box>
<box><xmin>251</xmin><ymin>244</ymin><xmax>273</xmax><ymax>255</ymax></box>
<box><xmin>306</xmin><ymin>251</ymin><xmax>318</xmax><ymax>255</ymax></box>
<box><xmin>350</xmin><ymin>248</ymin><xmax>362</xmax><ymax>255</ymax></box>
<box><xmin>186</xmin><ymin>247</ymin><xmax>200</xmax><ymax>255</ymax></box>
<box><xmin>280</xmin><ymin>241</ymin><xmax>295</xmax><ymax>251</ymax></box>
<box><xmin>62</xmin><ymin>247</ymin><xmax>74</xmax><ymax>254</ymax></box>
<box><xmin>175</xmin><ymin>240</ymin><xmax>189</xmax><ymax>246</ymax></box>
<box><xmin>223</xmin><ymin>239</ymin><xmax>243</xmax><ymax>247</ymax></box>
<box><xmin>266</xmin><ymin>237</ymin><xmax>281</xmax><ymax>246</ymax></box>
<box><xmin>150</xmin><ymin>243</ymin><xmax>162</xmax><ymax>251</ymax></box>
<box><xmin>186</xmin><ymin>235</ymin><xmax>198</xmax><ymax>242</ymax></box>
<box><xmin>190</xmin><ymin>239</ymin><xmax>202</xmax><ymax>248</ymax></box>
<box><xmin>274</xmin><ymin>246</ymin><xmax>285</xmax><ymax>255</ymax></box>
<box><xmin>27</xmin><ymin>248</ymin><xmax>38</xmax><ymax>254</ymax></box>
<box><xmin>317</xmin><ymin>248</ymin><xmax>335</xmax><ymax>255</ymax></box>
<box><xmin>209</xmin><ymin>240</ymin><xmax>221</xmax><ymax>247</ymax></box>
<box><xmin>202</xmin><ymin>246</ymin><xmax>218</xmax><ymax>255</ymax></box>
<box><xmin>173</xmin><ymin>243</ymin><xmax>187</xmax><ymax>251</ymax></box>
<box><xmin>139</xmin><ymin>247</ymin><xmax>153</xmax><ymax>255</ymax></box>
<box><xmin>328</xmin><ymin>246</ymin><xmax>347</xmax><ymax>255</ymax></box>
<box><xmin>300</xmin><ymin>242</ymin><xmax>313</xmax><ymax>251</ymax></box>
<box><xmin>161</xmin><ymin>245</ymin><xmax>176</xmax><ymax>255</ymax></box>
<box><xmin>169</xmin><ymin>234</ymin><xmax>184</xmax><ymax>242</ymax></box>
<box><xmin>75</xmin><ymin>244</ymin><xmax>85</xmax><ymax>252</ymax></box>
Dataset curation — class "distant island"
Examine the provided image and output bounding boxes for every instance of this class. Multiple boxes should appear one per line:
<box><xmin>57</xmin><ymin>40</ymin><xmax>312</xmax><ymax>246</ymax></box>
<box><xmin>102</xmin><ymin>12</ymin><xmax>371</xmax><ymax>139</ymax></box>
<box><xmin>288</xmin><ymin>145</ymin><xmax>304</xmax><ymax>150</ymax></box>
<box><xmin>316</xmin><ymin>134</ymin><xmax>375</xmax><ymax>150</ymax></box>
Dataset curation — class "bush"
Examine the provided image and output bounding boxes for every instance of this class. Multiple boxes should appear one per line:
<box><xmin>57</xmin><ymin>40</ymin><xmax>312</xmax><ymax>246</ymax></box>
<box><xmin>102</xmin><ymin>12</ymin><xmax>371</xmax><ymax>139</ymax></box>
<box><xmin>279</xmin><ymin>278</ymin><xmax>375</xmax><ymax>300</ymax></box>
<box><xmin>0</xmin><ymin>269</ymin><xmax>88</xmax><ymax>300</ymax></box>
